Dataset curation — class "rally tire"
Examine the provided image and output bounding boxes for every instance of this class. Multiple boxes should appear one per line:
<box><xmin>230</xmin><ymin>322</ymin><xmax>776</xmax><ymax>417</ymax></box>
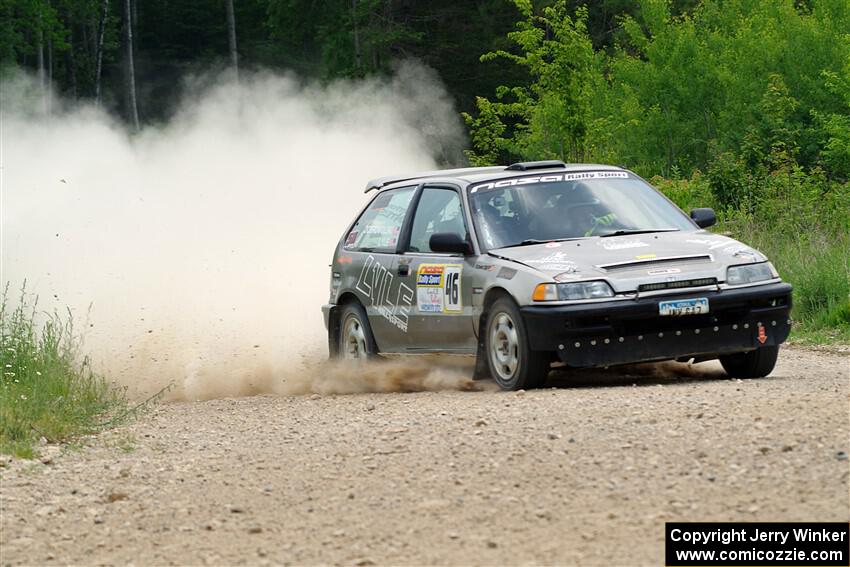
<box><xmin>484</xmin><ymin>297</ymin><xmax>550</xmax><ymax>390</ymax></box>
<box><xmin>337</xmin><ymin>302</ymin><xmax>379</xmax><ymax>361</ymax></box>
<box><xmin>719</xmin><ymin>345</ymin><xmax>779</xmax><ymax>378</ymax></box>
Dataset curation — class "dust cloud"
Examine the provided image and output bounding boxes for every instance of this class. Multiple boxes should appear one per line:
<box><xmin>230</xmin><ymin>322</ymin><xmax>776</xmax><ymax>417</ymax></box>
<box><xmin>1</xmin><ymin>62</ymin><xmax>477</xmax><ymax>400</ymax></box>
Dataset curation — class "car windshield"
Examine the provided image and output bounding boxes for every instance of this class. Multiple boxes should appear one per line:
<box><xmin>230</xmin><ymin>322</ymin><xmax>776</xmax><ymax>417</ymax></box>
<box><xmin>467</xmin><ymin>172</ymin><xmax>696</xmax><ymax>250</ymax></box>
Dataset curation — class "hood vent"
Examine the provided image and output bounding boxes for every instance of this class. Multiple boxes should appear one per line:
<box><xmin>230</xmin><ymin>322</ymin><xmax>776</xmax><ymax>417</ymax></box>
<box><xmin>597</xmin><ymin>254</ymin><xmax>713</xmax><ymax>272</ymax></box>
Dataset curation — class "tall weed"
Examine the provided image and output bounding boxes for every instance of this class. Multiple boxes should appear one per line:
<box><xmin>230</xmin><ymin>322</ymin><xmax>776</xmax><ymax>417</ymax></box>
<box><xmin>0</xmin><ymin>285</ymin><xmax>125</xmax><ymax>458</ymax></box>
<box><xmin>655</xmin><ymin>169</ymin><xmax>850</xmax><ymax>342</ymax></box>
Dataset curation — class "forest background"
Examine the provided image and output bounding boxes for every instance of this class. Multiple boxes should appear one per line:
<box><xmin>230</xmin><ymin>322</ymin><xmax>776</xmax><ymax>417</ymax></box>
<box><xmin>3</xmin><ymin>0</ymin><xmax>849</xmax><ymax>341</ymax></box>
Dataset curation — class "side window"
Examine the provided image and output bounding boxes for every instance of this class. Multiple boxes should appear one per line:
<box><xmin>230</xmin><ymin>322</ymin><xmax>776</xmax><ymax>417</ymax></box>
<box><xmin>344</xmin><ymin>186</ymin><xmax>416</xmax><ymax>252</ymax></box>
<box><xmin>408</xmin><ymin>188</ymin><xmax>467</xmax><ymax>253</ymax></box>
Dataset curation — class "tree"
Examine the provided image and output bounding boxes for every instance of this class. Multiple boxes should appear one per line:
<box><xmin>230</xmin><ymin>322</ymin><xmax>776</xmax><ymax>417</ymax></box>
<box><xmin>224</xmin><ymin>0</ymin><xmax>237</xmax><ymax>77</ymax></box>
<box><xmin>123</xmin><ymin>0</ymin><xmax>138</xmax><ymax>129</ymax></box>
<box><xmin>463</xmin><ymin>0</ymin><xmax>599</xmax><ymax>165</ymax></box>
<box><xmin>94</xmin><ymin>0</ymin><xmax>108</xmax><ymax>105</ymax></box>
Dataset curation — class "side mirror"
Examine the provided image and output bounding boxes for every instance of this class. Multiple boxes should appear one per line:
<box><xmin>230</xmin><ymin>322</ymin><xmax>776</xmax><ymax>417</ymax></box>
<box><xmin>690</xmin><ymin>208</ymin><xmax>717</xmax><ymax>229</ymax></box>
<box><xmin>430</xmin><ymin>232</ymin><xmax>472</xmax><ymax>255</ymax></box>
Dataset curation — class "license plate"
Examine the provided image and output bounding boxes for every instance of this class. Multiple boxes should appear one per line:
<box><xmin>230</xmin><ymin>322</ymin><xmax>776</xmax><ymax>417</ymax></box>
<box><xmin>659</xmin><ymin>298</ymin><xmax>709</xmax><ymax>317</ymax></box>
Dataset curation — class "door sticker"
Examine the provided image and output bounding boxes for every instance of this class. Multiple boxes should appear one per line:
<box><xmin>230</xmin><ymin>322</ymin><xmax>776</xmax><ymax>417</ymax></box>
<box><xmin>355</xmin><ymin>255</ymin><xmax>413</xmax><ymax>332</ymax></box>
<box><xmin>416</xmin><ymin>264</ymin><xmax>463</xmax><ymax>313</ymax></box>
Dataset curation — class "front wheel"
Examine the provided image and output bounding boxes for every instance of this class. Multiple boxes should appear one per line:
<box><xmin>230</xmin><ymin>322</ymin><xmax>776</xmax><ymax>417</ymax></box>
<box><xmin>337</xmin><ymin>302</ymin><xmax>378</xmax><ymax>361</ymax></box>
<box><xmin>485</xmin><ymin>297</ymin><xmax>550</xmax><ymax>390</ymax></box>
<box><xmin>719</xmin><ymin>345</ymin><xmax>779</xmax><ymax>378</ymax></box>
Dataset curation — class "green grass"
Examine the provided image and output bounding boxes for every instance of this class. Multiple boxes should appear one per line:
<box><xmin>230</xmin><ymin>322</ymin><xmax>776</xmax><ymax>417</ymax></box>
<box><xmin>746</xmin><ymin>232</ymin><xmax>850</xmax><ymax>341</ymax></box>
<box><xmin>655</xmin><ymin>172</ymin><xmax>850</xmax><ymax>345</ymax></box>
<box><xmin>0</xmin><ymin>285</ymin><xmax>126</xmax><ymax>458</ymax></box>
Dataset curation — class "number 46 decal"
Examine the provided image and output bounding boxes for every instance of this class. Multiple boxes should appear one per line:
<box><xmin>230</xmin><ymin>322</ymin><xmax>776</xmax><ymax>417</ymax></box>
<box><xmin>443</xmin><ymin>265</ymin><xmax>462</xmax><ymax>312</ymax></box>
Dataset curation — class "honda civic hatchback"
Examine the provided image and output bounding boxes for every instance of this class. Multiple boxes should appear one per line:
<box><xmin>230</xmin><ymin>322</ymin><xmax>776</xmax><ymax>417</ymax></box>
<box><xmin>321</xmin><ymin>161</ymin><xmax>792</xmax><ymax>391</ymax></box>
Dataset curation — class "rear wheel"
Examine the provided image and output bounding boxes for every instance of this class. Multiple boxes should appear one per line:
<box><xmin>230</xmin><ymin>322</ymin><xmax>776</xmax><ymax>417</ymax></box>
<box><xmin>337</xmin><ymin>302</ymin><xmax>378</xmax><ymax>361</ymax></box>
<box><xmin>719</xmin><ymin>345</ymin><xmax>779</xmax><ymax>378</ymax></box>
<box><xmin>485</xmin><ymin>297</ymin><xmax>550</xmax><ymax>390</ymax></box>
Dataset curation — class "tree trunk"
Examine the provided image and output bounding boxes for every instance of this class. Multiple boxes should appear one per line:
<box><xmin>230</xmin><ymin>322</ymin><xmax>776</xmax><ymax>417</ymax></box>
<box><xmin>37</xmin><ymin>26</ymin><xmax>46</xmax><ymax>113</ymax></box>
<box><xmin>124</xmin><ymin>0</ymin><xmax>140</xmax><ymax>130</ymax></box>
<box><xmin>351</xmin><ymin>0</ymin><xmax>361</xmax><ymax>72</ymax></box>
<box><xmin>65</xmin><ymin>24</ymin><xmax>78</xmax><ymax>99</ymax></box>
<box><xmin>225</xmin><ymin>0</ymin><xmax>238</xmax><ymax>78</ymax></box>
<box><xmin>95</xmin><ymin>0</ymin><xmax>109</xmax><ymax>106</ymax></box>
<box><xmin>47</xmin><ymin>33</ymin><xmax>53</xmax><ymax>114</ymax></box>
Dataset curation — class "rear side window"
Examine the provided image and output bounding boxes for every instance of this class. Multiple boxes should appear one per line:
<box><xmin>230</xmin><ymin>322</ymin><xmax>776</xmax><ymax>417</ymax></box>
<box><xmin>344</xmin><ymin>186</ymin><xmax>416</xmax><ymax>252</ymax></box>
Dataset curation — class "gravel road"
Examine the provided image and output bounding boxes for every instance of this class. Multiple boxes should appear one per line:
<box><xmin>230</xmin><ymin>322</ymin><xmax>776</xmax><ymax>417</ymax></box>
<box><xmin>2</xmin><ymin>347</ymin><xmax>848</xmax><ymax>566</ymax></box>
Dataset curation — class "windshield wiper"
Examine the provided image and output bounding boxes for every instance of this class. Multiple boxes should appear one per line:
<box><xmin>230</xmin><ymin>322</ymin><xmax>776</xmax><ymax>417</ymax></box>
<box><xmin>508</xmin><ymin>237</ymin><xmax>588</xmax><ymax>248</ymax></box>
<box><xmin>599</xmin><ymin>228</ymin><xmax>680</xmax><ymax>238</ymax></box>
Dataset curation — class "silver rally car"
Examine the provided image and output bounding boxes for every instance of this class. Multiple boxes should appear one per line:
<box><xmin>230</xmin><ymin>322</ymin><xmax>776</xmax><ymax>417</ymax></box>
<box><xmin>322</xmin><ymin>160</ymin><xmax>792</xmax><ymax>390</ymax></box>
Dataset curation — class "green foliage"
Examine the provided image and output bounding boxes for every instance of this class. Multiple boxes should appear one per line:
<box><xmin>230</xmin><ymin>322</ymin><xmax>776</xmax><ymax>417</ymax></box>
<box><xmin>464</xmin><ymin>0</ymin><xmax>599</xmax><ymax>165</ymax></box>
<box><xmin>654</xmin><ymin>169</ymin><xmax>850</xmax><ymax>340</ymax></box>
<box><xmin>465</xmin><ymin>0</ymin><xmax>850</xmax><ymax>180</ymax></box>
<box><xmin>0</xmin><ymin>284</ymin><xmax>125</xmax><ymax>458</ymax></box>
<box><xmin>266</xmin><ymin>0</ymin><xmax>421</xmax><ymax>78</ymax></box>
<box><xmin>462</xmin><ymin>97</ymin><xmax>508</xmax><ymax>166</ymax></box>
<box><xmin>0</xmin><ymin>0</ymin><xmax>529</xmax><ymax>119</ymax></box>
<box><xmin>705</xmin><ymin>152</ymin><xmax>758</xmax><ymax>210</ymax></box>
<box><xmin>814</xmin><ymin>62</ymin><xmax>850</xmax><ymax>179</ymax></box>
<box><xmin>0</xmin><ymin>0</ymin><xmax>68</xmax><ymax>64</ymax></box>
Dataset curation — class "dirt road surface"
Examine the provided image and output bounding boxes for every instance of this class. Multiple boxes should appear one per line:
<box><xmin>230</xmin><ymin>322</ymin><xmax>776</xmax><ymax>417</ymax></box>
<box><xmin>2</xmin><ymin>347</ymin><xmax>848</xmax><ymax>566</ymax></box>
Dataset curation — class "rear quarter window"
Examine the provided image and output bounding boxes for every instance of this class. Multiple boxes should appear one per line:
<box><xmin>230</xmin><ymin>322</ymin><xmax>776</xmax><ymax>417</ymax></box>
<box><xmin>344</xmin><ymin>186</ymin><xmax>416</xmax><ymax>252</ymax></box>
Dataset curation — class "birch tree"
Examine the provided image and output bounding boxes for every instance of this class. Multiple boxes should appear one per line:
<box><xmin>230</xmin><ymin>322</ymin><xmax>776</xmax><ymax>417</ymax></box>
<box><xmin>95</xmin><ymin>0</ymin><xmax>109</xmax><ymax>106</ymax></box>
<box><xmin>37</xmin><ymin>16</ymin><xmax>46</xmax><ymax>112</ymax></box>
<box><xmin>124</xmin><ymin>0</ymin><xmax>139</xmax><ymax>130</ymax></box>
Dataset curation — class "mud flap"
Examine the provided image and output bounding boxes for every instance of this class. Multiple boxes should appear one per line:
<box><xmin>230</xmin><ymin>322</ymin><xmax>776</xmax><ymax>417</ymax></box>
<box><xmin>472</xmin><ymin>317</ymin><xmax>490</xmax><ymax>380</ymax></box>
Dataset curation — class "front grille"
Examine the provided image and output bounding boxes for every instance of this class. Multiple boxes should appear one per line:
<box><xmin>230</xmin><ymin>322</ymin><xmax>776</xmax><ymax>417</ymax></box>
<box><xmin>638</xmin><ymin>277</ymin><xmax>717</xmax><ymax>293</ymax></box>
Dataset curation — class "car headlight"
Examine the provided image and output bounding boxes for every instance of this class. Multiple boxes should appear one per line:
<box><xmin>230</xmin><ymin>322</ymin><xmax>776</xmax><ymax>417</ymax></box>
<box><xmin>533</xmin><ymin>281</ymin><xmax>615</xmax><ymax>301</ymax></box>
<box><xmin>726</xmin><ymin>262</ymin><xmax>778</xmax><ymax>285</ymax></box>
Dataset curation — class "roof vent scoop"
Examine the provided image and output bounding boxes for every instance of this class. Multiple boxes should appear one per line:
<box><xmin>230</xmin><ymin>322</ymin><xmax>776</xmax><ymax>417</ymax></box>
<box><xmin>505</xmin><ymin>160</ymin><xmax>567</xmax><ymax>171</ymax></box>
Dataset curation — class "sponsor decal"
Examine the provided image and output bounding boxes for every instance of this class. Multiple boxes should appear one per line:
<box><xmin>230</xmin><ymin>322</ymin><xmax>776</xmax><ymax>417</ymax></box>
<box><xmin>648</xmin><ymin>267</ymin><xmax>681</xmax><ymax>275</ymax></box>
<box><xmin>688</xmin><ymin>237</ymin><xmax>761</xmax><ymax>260</ymax></box>
<box><xmin>417</xmin><ymin>265</ymin><xmax>443</xmax><ymax>287</ymax></box>
<box><xmin>686</xmin><ymin>236</ymin><xmax>735</xmax><ymax>250</ymax></box>
<box><xmin>725</xmin><ymin>245</ymin><xmax>760</xmax><ymax>261</ymax></box>
<box><xmin>474</xmin><ymin>263</ymin><xmax>495</xmax><ymax>271</ymax></box>
<box><xmin>387</xmin><ymin>225</ymin><xmax>401</xmax><ymax>248</ymax></box>
<box><xmin>523</xmin><ymin>252</ymin><xmax>579</xmax><ymax>272</ymax></box>
<box><xmin>416</xmin><ymin>264</ymin><xmax>463</xmax><ymax>313</ymax></box>
<box><xmin>545</xmin><ymin>242</ymin><xmax>561</xmax><ymax>248</ymax></box>
<box><xmin>337</xmin><ymin>255</ymin><xmax>353</xmax><ymax>264</ymax></box>
<box><xmin>526</xmin><ymin>252</ymin><xmax>571</xmax><ymax>264</ymax></box>
<box><xmin>598</xmin><ymin>238</ymin><xmax>649</xmax><ymax>250</ymax></box>
<box><xmin>355</xmin><ymin>255</ymin><xmax>413</xmax><ymax>332</ymax></box>
<box><xmin>469</xmin><ymin>171</ymin><xmax>629</xmax><ymax>192</ymax></box>
<box><xmin>497</xmin><ymin>267</ymin><xmax>517</xmax><ymax>280</ymax></box>
<box><xmin>525</xmin><ymin>252</ymin><xmax>581</xmax><ymax>273</ymax></box>
<box><xmin>636</xmin><ymin>253</ymin><xmax>657</xmax><ymax>260</ymax></box>
<box><xmin>554</xmin><ymin>272</ymin><xmax>582</xmax><ymax>282</ymax></box>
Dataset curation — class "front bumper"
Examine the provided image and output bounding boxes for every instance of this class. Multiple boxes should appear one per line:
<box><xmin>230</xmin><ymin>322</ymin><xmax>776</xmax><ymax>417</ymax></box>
<box><xmin>521</xmin><ymin>282</ymin><xmax>792</xmax><ymax>367</ymax></box>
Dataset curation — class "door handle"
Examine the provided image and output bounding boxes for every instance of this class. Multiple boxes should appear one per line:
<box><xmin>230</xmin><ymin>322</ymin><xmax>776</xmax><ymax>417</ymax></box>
<box><xmin>398</xmin><ymin>264</ymin><xmax>410</xmax><ymax>277</ymax></box>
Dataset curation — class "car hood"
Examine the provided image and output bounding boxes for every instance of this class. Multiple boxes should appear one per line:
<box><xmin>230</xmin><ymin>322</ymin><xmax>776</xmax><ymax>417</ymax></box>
<box><xmin>489</xmin><ymin>231</ymin><xmax>767</xmax><ymax>293</ymax></box>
